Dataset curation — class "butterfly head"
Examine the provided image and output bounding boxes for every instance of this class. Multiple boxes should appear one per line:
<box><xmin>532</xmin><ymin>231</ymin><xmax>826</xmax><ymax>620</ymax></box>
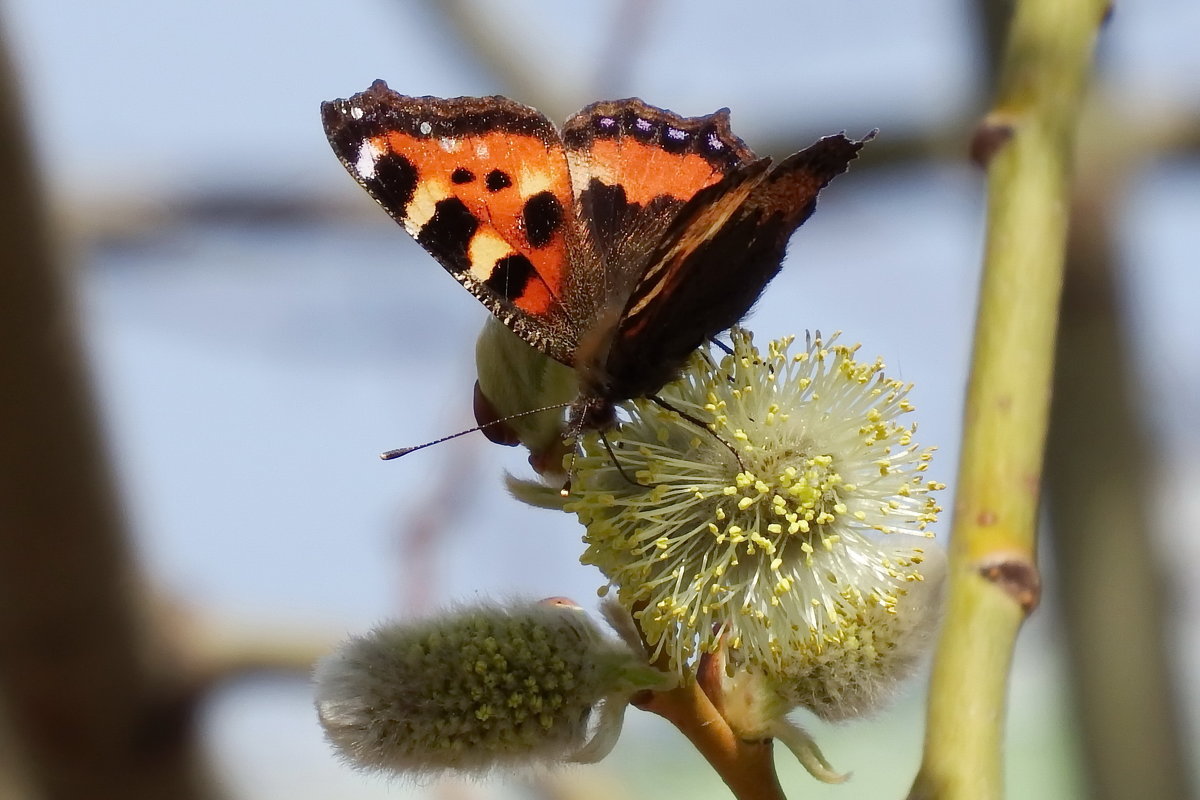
<box><xmin>566</xmin><ymin>393</ymin><xmax>617</xmax><ymax>438</ymax></box>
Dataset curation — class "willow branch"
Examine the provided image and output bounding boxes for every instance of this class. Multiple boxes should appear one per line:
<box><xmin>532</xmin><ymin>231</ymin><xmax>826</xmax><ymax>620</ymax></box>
<box><xmin>635</xmin><ymin>682</ymin><xmax>785</xmax><ymax>800</ymax></box>
<box><xmin>909</xmin><ymin>1</ymin><xmax>1109</xmax><ymax>798</ymax></box>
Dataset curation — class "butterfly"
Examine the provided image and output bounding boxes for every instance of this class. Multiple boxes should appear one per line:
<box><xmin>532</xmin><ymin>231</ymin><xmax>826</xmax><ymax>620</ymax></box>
<box><xmin>321</xmin><ymin>80</ymin><xmax>870</xmax><ymax>461</ymax></box>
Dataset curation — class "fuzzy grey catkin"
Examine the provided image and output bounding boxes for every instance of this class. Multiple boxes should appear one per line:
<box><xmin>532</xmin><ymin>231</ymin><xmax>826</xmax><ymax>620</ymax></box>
<box><xmin>314</xmin><ymin>600</ymin><xmax>657</xmax><ymax>776</ymax></box>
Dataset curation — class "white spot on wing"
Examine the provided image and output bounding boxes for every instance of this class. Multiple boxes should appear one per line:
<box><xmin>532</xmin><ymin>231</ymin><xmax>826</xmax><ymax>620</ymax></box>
<box><xmin>350</xmin><ymin>106</ymin><xmax>364</xmax><ymax>120</ymax></box>
<box><xmin>566</xmin><ymin>150</ymin><xmax>593</xmax><ymax>197</ymax></box>
<box><xmin>406</xmin><ymin>179</ymin><xmax>450</xmax><ymax>230</ymax></box>
<box><xmin>475</xmin><ymin>142</ymin><xmax>489</xmax><ymax>158</ymax></box>
<box><xmin>707</xmin><ymin>133</ymin><xmax>724</xmax><ymax>150</ymax></box>
<box><xmin>440</xmin><ymin>138</ymin><xmax>461</xmax><ymax>152</ymax></box>
<box><xmin>518</xmin><ymin>167</ymin><xmax>554</xmax><ymax>197</ymax></box>
<box><xmin>468</xmin><ymin>231</ymin><xmax>517</xmax><ymax>282</ymax></box>
<box><xmin>419</xmin><ymin>121</ymin><xmax>433</xmax><ymax>135</ymax></box>
<box><xmin>354</xmin><ymin>139</ymin><xmax>384</xmax><ymax>180</ymax></box>
<box><xmin>635</xmin><ymin>118</ymin><xmax>653</xmax><ymax>131</ymax></box>
<box><xmin>667</xmin><ymin>128</ymin><xmax>687</xmax><ymax>141</ymax></box>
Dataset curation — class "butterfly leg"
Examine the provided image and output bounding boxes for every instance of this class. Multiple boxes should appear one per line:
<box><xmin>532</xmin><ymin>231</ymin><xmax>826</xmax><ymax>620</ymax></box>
<box><xmin>559</xmin><ymin>432</ymin><xmax>646</xmax><ymax>496</ymax></box>
<box><xmin>599</xmin><ymin>431</ymin><xmax>646</xmax><ymax>489</ymax></box>
<box><xmin>649</xmin><ymin>395</ymin><xmax>746</xmax><ymax>473</ymax></box>
<box><xmin>708</xmin><ymin>337</ymin><xmax>734</xmax><ymax>355</ymax></box>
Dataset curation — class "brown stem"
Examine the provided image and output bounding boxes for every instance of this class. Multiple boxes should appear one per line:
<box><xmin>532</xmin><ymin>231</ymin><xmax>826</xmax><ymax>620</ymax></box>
<box><xmin>635</xmin><ymin>683</ymin><xmax>785</xmax><ymax>800</ymax></box>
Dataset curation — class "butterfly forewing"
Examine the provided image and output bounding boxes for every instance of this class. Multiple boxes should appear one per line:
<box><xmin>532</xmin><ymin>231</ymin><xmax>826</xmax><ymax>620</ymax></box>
<box><xmin>321</xmin><ymin>81</ymin><xmax>581</xmax><ymax>363</ymax></box>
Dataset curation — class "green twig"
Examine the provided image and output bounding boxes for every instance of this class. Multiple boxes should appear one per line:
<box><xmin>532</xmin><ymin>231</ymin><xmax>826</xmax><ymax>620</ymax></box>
<box><xmin>909</xmin><ymin>1</ymin><xmax>1109</xmax><ymax>798</ymax></box>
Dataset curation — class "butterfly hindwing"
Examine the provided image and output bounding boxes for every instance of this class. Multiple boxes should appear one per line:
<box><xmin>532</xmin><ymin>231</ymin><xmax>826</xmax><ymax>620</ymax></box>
<box><xmin>559</xmin><ymin>100</ymin><xmax>757</xmax><ymax>309</ymax></box>
<box><xmin>600</xmin><ymin>133</ymin><xmax>872</xmax><ymax>399</ymax></box>
<box><xmin>321</xmin><ymin>80</ymin><xmax>581</xmax><ymax>363</ymax></box>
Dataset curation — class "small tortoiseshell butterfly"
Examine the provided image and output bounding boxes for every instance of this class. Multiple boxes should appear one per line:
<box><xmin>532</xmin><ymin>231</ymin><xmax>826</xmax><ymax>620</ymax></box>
<box><xmin>321</xmin><ymin>80</ymin><xmax>870</xmax><ymax>447</ymax></box>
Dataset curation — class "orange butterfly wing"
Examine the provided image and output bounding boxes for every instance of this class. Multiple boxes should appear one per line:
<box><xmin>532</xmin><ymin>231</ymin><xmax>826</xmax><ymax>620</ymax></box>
<box><xmin>321</xmin><ymin>81</ymin><xmax>580</xmax><ymax>363</ymax></box>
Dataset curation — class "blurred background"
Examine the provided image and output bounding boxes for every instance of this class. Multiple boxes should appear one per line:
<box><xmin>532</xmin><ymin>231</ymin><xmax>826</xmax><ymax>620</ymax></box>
<box><xmin>0</xmin><ymin>1</ymin><xmax>1197</xmax><ymax>798</ymax></box>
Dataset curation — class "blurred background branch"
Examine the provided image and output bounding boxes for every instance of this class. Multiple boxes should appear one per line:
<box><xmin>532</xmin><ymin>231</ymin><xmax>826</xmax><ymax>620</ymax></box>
<box><xmin>56</xmin><ymin>102</ymin><xmax>1200</xmax><ymax>251</ymax></box>
<box><xmin>0</xmin><ymin>24</ymin><xmax>216</xmax><ymax>800</ymax></box>
<box><xmin>1044</xmin><ymin>106</ymin><xmax>1198</xmax><ymax>799</ymax></box>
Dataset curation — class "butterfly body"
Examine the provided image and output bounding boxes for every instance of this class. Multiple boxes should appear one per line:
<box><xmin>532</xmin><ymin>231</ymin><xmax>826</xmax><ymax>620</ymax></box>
<box><xmin>321</xmin><ymin>81</ymin><xmax>870</xmax><ymax>446</ymax></box>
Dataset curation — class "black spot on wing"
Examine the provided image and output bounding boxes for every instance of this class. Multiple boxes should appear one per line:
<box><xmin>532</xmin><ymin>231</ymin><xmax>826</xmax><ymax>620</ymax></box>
<box><xmin>416</xmin><ymin>197</ymin><xmax>478</xmax><ymax>273</ymax></box>
<box><xmin>370</xmin><ymin>154</ymin><xmax>420</xmax><ymax>218</ymax></box>
<box><xmin>450</xmin><ymin>167</ymin><xmax>475</xmax><ymax>184</ymax></box>
<box><xmin>485</xmin><ymin>169</ymin><xmax>512</xmax><ymax>192</ymax></box>
<box><xmin>579</xmin><ymin>179</ymin><xmax>628</xmax><ymax>249</ymax></box>
<box><xmin>521</xmin><ymin>191</ymin><xmax>564</xmax><ymax>248</ymax></box>
<box><xmin>484</xmin><ymin>254</ymin><xmax>536</xmax><ymax>300</ymax></box>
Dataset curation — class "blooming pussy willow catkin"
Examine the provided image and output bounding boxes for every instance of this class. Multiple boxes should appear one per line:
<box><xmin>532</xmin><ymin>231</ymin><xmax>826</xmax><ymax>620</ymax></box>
<box><xmin>567</xmin><ymin>328</ymin><xmax>943</xmax><ymax>678</ymax></box>
<box><xmin>313</xmin><ymin>599</ymin><xmax>668</xmax><ymax>776</ymax></box>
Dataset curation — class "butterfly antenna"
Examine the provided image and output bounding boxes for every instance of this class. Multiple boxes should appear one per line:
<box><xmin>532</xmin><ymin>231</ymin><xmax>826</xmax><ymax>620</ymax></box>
<box><xmin>559</xmin><ymin>450</ymin><xmax>576</xmax><ymax>497</ymax></box>
<box><xmin>380</xmin><ymin>402</ymin><xmax>570</xmax><ymax>460</ymax></box>
<box><xmin>649</xmin><ymin>395</ymin><xmax>746</xmax><ymax>472</ymax></box>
